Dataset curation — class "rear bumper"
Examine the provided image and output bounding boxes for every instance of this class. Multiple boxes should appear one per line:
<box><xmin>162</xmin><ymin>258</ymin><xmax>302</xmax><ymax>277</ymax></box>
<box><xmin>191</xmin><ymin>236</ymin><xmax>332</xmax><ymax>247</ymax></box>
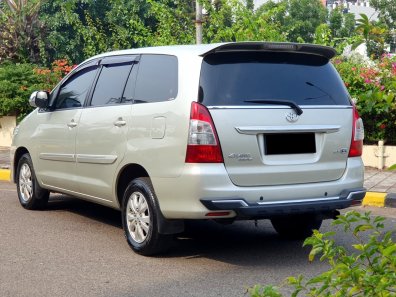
<box><xmin>201</xmin><ymin>188</ymin><xmax>366</xmax><ymax>219</ymax></box>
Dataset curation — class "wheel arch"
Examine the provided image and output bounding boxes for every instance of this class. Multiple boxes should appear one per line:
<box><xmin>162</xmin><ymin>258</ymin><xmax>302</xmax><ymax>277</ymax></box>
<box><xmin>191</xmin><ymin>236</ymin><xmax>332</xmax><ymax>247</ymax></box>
<box><xmin>13</xmin><ymin>147</ymin><xmax>29</xmax><ymax>182</ymax></box>
<box><xmin>116</xmin><ymin>163</ymin><xmax>184</xmax><ymax>235</ymax></box>
<box><xmin>116</xmin><ymin>163</ymin><xmax>149</xmax><ymax>209</ymax></box>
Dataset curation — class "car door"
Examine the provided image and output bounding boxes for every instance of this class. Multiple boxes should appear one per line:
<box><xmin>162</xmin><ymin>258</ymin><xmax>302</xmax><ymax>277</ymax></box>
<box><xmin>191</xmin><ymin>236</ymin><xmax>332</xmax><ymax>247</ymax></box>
<box><xmin>74</xmin><ymin>55</ymin><xmax>138</xmax><ymax>201</ymax></box>
<box><xmin>35</xmin><ymin>63</ymin><xmax>99</xmax><ymax>192</ymax></box>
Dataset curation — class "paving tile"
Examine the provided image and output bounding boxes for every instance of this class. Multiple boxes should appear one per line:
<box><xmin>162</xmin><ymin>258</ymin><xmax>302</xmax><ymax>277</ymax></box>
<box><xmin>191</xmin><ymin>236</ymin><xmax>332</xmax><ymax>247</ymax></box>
<box><xmin>386</xmin><ymin>187</ymin><xmax>396</xmax><ymax>194</ymax></box>
<box><xmin>370</xmin><ymin>187</ymin><xmax>390</xmax><ymax>192</ymax></box>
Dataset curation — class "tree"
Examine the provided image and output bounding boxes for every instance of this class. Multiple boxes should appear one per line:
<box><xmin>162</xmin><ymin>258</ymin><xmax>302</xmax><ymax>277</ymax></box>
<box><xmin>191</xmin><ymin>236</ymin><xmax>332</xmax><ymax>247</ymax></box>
<box><xmin>200</xmin><ymin>0</ymin><xmax>286</xmax><ymax>43</ymax></box>
<box><xmin>370</xmin><ymin>0</ymin><xmax>396</xmax><ymax>29</ymax></box>
<box><xmin>314</xmin><ymin>23</ymin><xmax>332</xmax><ymax>46</ymax></box>
<box><xmin>0</xmin><ymin>0</ymin><xmax>43</xmax><ymax>63</ymax></box>
<box><xmin>256</xmin><ymin>0</ymin><xmax>327</xmax><ymax>43</ymax></box>
<box><xmin>286</xmin><ymin>0</ymin><xmax>327</xmax><ymax>43</ymax></box>
<box><xmin>143</xmin><ymin>0</ymin><xmax>195</xmax><ymax>46</ymax></box>
<box><xmin>329</xmin><ymin>8</ymin><xmax>356</xmax><ymax>39</ymax></box>
<box><xmin>39</xmin><ymin>0</ymin><xmax>195</xmax><ymax>64</ymax></box>
<box><xmin>354</xmin><ymin>13</ymin><xmax>388</xmax><ymax>58</ymax></box>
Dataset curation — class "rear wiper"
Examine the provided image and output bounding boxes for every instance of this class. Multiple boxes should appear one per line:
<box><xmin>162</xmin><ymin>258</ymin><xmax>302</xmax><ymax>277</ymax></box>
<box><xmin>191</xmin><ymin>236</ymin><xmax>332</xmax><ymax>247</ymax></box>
<box><xmin>244</xmin><ymin>99</ymin><xmax>303</xmax><ymax>115</ymax></box>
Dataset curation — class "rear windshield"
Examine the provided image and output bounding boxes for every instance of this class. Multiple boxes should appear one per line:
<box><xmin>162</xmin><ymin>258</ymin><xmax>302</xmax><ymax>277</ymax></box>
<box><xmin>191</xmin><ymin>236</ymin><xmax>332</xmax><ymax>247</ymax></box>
<box><xmin>199</xmin><ymin>52</ymin><xmax>351</xmax><ymax>106</ymax></box>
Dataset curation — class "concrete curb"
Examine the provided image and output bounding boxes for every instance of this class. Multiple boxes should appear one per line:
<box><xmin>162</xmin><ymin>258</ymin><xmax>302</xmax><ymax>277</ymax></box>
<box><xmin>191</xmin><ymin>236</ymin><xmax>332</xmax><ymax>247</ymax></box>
<box><xmin>0</xmin><ymin>169</ymin><xmax>11</xmax><ymax>181</ymax></box>
<box><xmin>363</xmin><ymin>192</ymin><xmax>396</xmax><ymax>208</ymax></box>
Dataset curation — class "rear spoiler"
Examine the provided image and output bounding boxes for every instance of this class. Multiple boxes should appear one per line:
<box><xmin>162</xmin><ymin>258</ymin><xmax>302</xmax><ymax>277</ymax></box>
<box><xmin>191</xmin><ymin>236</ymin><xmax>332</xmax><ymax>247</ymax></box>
<box><xmin>200</xmin><ymin>42</ymin><xmax>337</xmax><ymax>60</ymax></box>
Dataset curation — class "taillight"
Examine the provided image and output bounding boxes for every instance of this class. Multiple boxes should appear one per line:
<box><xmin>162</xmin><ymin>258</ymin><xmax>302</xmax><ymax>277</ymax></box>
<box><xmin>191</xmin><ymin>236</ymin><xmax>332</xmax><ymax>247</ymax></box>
<box><xmin>185</xmin><ymin>102</ymin><xmax>223</xmax><ymax>163</ymax></box>
<box><xmin>349</xmin><ymin>104</ymin><xmax>364</xmax><ymax>157</ymax></box>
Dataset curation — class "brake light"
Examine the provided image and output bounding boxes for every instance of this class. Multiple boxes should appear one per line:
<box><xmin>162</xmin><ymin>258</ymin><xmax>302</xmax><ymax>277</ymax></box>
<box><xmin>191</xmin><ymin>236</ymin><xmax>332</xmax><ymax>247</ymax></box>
<box><xmin>185</xmin><ymin>102</ymin><xmax>223</xmax><ymax>163</ymax></box>
<box><xmin>349</xmin><ymin>104</ymin><xmax>364</xmax><ymax>157</ymax></box>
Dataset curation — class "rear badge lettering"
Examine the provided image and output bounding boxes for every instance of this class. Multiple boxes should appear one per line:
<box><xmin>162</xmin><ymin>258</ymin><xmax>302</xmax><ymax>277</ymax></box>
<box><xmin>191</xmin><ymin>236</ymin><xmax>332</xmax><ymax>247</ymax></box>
<box><xmin>228</xmin><ymin>153</ymin><xmax>253</xmax><ymax>161</ymax></box>
<box><xmin>333</xmin><ymin>148</ymin><xmax>348</xmax><ymax>154</ymax></box>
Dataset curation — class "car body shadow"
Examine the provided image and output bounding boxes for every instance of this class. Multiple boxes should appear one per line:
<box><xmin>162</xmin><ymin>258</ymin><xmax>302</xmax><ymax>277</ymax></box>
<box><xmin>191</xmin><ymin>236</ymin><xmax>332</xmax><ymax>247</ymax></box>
<box><xmin>44</xmin><ymin>194</ymin><xmax>316</xmax><ymax>267</ymax></box>
<box><xmin>46</xmin><ymin>194</ymin><xmax>122</xmax><ymax>229</ymax></box>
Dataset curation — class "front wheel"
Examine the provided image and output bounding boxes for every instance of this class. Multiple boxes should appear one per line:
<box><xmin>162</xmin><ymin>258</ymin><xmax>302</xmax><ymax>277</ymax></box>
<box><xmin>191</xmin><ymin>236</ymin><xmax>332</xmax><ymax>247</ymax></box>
<box><xmin>271</xmin><ymin>214</ymin><xmax>322</xmax><ymax>240</ymax></box>
<box><xmin>121</xmin><ymin>178</ymin><xmax>171</xmax><ymax>256</ymax></box>
<box><xmin>16</xmin><ymin>153</ymin><xmax>49</xmax><ymax>210</ymax></box>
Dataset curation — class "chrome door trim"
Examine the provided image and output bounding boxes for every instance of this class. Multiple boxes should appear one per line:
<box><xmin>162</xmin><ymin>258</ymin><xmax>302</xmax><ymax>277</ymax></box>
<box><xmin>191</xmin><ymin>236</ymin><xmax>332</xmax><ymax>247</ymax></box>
<box><xmin>39</xmin><ymin>153</ymin><xmax>75</xmax><ymax>162</ymax></box>
<box><xmin>235</xmin><ymin>125</ymin><xmax>341</xmax><ymax>135</ymax></box>
<box><xmin>76</xmin><ymin>154</ymin><xmax>118</xmax><ymax>164</ymax></box>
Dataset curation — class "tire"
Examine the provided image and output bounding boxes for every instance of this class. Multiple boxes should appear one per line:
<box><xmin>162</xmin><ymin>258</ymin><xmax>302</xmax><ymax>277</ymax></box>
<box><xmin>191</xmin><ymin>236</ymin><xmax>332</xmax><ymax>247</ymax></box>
<box><xmin>271</xmin><ymin>214</ymin><xmax>322</xmax><ymax>240</ymax></box>
<box><xmin>121</xmin><ymin>178</ymin><xmax>171</xmax><ymax>256</ymax></box>
<box><xmin>16</xmin><ymin>153</ymin><xmax>49</xmax><ymax>210</ymax></box>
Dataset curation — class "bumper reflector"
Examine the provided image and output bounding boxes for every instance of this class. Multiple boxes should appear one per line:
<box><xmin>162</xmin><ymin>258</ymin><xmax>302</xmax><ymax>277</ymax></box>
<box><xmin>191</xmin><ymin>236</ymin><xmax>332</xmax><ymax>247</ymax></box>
<box><xmin>205</xmin><ymin>211</ymin><xmax>231</xmax><ymax>217</ymax></box>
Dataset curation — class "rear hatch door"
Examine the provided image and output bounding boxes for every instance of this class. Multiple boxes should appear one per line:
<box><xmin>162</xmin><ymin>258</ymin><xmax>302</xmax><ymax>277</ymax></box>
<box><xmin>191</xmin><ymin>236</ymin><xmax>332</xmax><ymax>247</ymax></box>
<box><xmin>199</xmin><ymin>47</ymin><xmax>353</xmax><ymax>187</ymax></box>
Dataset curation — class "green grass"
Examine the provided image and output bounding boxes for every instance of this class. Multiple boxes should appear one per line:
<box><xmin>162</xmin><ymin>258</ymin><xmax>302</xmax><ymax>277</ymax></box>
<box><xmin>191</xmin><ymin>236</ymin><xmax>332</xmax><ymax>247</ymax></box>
<box><xmin>387</xmin><ymin>164</ymin><xmax>396</xmax><ymax>171</ymax></box>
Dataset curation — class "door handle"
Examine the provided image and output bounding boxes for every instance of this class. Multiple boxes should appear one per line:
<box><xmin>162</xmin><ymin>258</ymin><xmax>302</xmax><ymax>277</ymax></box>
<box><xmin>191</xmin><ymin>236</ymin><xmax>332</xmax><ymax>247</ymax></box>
<box><xmin>67</xmin><ymin>120</ymin><xmax>77</xmax><ymax>128</ymax></box>
<box><xmin>114</xmin><ymin>118</ymin><xmax>126</xmax><ymax>127</ymax></box>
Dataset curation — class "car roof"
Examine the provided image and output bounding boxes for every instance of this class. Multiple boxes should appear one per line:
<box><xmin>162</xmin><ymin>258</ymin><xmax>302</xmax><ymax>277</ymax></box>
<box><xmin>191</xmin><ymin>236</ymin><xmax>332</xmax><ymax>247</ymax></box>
<box><xmin>85</xmin><ymin>42</ymin><xmax>337</xmax><ymax>63</ymax></box>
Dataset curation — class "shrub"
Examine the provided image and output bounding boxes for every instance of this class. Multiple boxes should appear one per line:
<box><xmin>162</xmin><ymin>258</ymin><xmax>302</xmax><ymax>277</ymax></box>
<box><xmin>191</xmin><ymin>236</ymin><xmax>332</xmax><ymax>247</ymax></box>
<box><xmin>249</xmin><ymin>211</ymin><xmax>396</xmax><ymax>297</ymax></box>
<box><xmin>334</xmin><ymin>54</ymin><xmax>396</xmax><ymax>145</ymax></box>
<box><xmin>0</xmin><ymin>60</ymin><xmax>75</xmax><ymax>121</ymax></box>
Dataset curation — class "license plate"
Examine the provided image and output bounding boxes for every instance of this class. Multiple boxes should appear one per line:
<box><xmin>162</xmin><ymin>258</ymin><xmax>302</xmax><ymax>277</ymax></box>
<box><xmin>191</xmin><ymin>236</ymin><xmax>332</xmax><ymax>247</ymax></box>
<box><xmin>264</xmin><ymin>133</ymin><xmax>316</xmax><ymax>155</ymax></box>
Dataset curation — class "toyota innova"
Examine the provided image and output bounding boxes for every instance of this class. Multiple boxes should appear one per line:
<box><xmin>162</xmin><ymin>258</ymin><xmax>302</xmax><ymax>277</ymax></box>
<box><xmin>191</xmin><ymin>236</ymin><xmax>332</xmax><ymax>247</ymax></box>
<box><xmin>11</xmin><ymin>42</ymin><xmax>366</xmax><ymax>255</ymax></box>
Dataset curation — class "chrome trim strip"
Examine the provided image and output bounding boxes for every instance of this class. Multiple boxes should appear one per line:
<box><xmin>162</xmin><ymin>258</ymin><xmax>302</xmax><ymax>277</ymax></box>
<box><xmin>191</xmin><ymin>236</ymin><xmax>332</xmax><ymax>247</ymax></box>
<box><xmin>39</xmin><ymin>153</ymin><xmax>75</xmax><ymax>162</ymax></box>
<box><xmin>256</xmin><ymin>196</ymin><xmax>339</xmax><ymax>205</ymax></box>
<box><xmin>212</xmin><ymin>199</ymin><xmax>249</xmax><ymax>207</ymax></box>
<box><xmin>76</xmin><ymin>154</ymin><xmax>118</xmax><ymax>164</ymax></box>
<box><xmin>346</xmin><ymin>191</ymin><xmax>366</xmax><ymax>200</ymax></box>
<box><xmin>208</xmin><ymin>191</ymin><xmax>364</xmax><ymax>207</ymax></box>
<box><xmin>41</xmin><ymin>183</ymin><xmax>112</xmax><ymax>203</ymax></box>
<box><xmin>209</xmin><ymin>105</ymin><xmax>352</xmax><ymax>109</ymax></box>
<box><xmin>235</xmin><ymin>125</ymin><xmax>341</xmax><ymax>135</ymax></box>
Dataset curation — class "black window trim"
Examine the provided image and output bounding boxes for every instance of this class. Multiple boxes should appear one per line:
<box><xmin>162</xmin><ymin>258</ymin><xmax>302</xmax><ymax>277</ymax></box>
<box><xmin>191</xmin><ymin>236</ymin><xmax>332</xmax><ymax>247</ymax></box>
<box><xmin>46</xmin><ymin>59</ymin><xmax>101</xmax><ymax>112</ymax></box>
<box><xmin>120</xmin><ymin>55</ymin><xmax>141</xmax><ymax>105</ymax></box>
<box><xmin>85</xmin><ymin>54</ymin><xmax>140</xmax><ymax>108</ymax></box>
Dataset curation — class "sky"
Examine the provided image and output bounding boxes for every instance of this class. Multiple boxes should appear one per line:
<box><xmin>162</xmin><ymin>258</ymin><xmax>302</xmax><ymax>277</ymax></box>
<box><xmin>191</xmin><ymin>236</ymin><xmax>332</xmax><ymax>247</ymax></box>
<box><xmin>254</xmin><ymin>0</ymin><xmax>268</xmax><ymax>7</ymax></box>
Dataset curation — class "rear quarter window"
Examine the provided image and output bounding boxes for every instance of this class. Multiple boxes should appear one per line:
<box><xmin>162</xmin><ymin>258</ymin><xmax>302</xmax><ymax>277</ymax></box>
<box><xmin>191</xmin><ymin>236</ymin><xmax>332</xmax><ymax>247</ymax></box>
<box><xmin>199</xmin><ymin>52</ymin><xmax>351</xmax><ymax>106</ymax></box>
<box><xmin>133</xmin><ymin>54</ymin><xmax>178</xmax><ymax>103</ymax></box>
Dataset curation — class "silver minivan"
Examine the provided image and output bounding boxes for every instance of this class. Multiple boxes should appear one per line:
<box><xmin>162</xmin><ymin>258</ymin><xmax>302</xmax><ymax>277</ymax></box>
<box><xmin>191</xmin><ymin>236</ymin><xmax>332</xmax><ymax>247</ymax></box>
<box><xmin>11</xmin><ymin>42</ymin><xmax>366</xmax><ymax>255</ymax></box>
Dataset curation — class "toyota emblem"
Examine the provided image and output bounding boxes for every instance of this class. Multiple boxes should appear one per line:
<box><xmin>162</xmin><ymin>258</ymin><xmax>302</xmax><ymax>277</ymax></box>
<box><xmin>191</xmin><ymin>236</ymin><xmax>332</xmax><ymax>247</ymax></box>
<box><xmin>286</xmin><ymin>111</ymin><xmax>299</xmax><ymax>122</ymax></box>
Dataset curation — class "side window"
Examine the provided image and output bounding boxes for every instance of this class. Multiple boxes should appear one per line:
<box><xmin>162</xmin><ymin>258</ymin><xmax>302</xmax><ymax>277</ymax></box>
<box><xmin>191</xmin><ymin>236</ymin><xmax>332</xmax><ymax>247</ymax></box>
<box><xmin>133</xmin><ymin>55</ymin><xmax>178</xmax><ymax>103</ymax></box>
<box><xmin>91</xmin><ymin>63</ymin><xmax>133</xmax><ymax>106</ymax></box>
<box><xmin>55</xmin><ymin>66</ymin><xmax>98</xmax><ymax>110</ymax></box>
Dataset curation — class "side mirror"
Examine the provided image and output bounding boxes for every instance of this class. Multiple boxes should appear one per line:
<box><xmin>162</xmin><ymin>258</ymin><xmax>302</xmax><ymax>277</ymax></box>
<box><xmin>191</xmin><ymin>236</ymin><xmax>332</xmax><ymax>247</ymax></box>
<box><xmin>29</xmin><ymin>91</ymin><xmax>49</xmax><ymax>108</ymax></box>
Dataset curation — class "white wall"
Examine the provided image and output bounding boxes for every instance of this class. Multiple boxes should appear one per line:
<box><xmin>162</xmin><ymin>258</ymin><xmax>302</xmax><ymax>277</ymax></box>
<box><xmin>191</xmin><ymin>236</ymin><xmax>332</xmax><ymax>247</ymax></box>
<box><xmin>0</xmin><ymin>116</ymin><xmax>16</xmax><ymax>147</ymax></box>
<box><xmin>362</xmin><ymin>142</ymin><xmax>396</xmax><ymax>169</ymax></box>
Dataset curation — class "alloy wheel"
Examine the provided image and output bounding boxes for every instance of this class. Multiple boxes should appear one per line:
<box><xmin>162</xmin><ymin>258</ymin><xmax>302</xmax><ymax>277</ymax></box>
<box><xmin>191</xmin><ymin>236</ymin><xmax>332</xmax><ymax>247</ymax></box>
<box><xmin>19</xmin><ymin>163</ymin><xmax>33</xmax><ymax>202</ymax></box>
<box><xmin>126</xmin><ymin>191</ymin><xmax>151</xmax><ymax>243</ymax></box>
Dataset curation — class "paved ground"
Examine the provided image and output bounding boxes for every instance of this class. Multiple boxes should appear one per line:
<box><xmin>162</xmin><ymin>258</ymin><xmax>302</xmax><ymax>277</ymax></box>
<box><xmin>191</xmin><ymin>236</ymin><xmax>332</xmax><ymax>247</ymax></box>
<box><xmin>0</xmin><ymin>180</ymin><xmax>395</xmax><ymax>297</ymax></box>
<box><xmin>0</xmin><ymin>146</ymin><xmax>10</xmax><ymax>169</ymax></box>
<box><xmin>2</xmin><ymin>146</ymin><xmax>396</xmax><ymax>193</ymax></box>
<box><xmin>364</xmin><ymin>167</ymin><xmax>396</xmax><ymax>193</ymax></box>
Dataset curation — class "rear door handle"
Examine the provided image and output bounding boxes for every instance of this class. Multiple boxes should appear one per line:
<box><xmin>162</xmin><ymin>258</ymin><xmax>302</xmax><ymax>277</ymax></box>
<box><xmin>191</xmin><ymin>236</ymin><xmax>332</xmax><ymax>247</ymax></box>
<box><xmin>67</xmin><ymin>120</ymin><xmax>77</xmax><ymax>128</ymax></box>
<box><xmin>114</xmin><ymin>118</ymin><xmax>126</xmax><ymax>127</ymax></box>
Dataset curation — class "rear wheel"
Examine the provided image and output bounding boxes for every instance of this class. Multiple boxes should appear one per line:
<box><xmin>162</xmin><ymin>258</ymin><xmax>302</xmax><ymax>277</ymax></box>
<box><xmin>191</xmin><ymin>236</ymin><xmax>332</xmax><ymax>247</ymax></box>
<box><xmin>271</xmin><ymin>214</ymin><xmax>322</xmax><ymax>239</ymax></box>
<box><xmin>16</xmin><ymin>153</ymin><xmax>49</xmax><ymax>210</ymax></box>
<box><xmin>121</xmin><ymin>178</ymin><xmax>171</xmax><ymax>256</ymax></box>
